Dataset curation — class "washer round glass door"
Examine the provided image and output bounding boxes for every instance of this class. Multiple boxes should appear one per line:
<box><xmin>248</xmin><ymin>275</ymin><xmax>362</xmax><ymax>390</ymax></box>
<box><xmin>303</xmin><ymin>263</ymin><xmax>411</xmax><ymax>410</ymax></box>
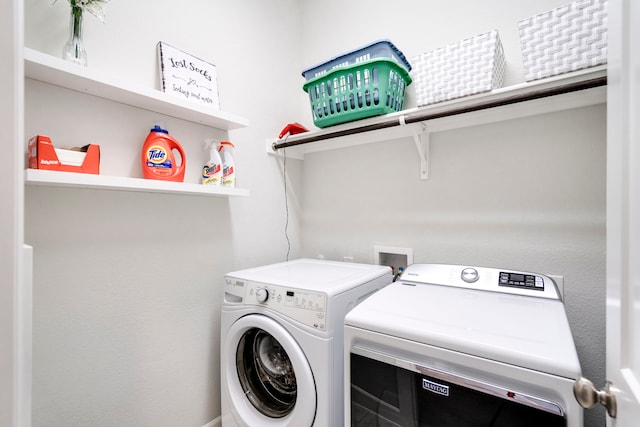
<box><xmin>237</xmin><ymin>327</ymin><xmax>297</xmax><ymax>416</ymax></box>
<box><xmin>223</xmin><ymin>314</ymin><xmax>316</xmax><ymax>426</ymax></box>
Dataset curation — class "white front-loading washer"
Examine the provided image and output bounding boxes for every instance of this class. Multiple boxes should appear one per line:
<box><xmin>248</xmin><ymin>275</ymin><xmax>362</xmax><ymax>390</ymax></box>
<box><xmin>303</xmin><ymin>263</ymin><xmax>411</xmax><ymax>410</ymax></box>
<box><xmin>344</xmin><ymin>263</ymin><xmax>583</xmax><ymax>427</ymax></box>
<box><xmin>221</xmin><ymin>258</ymin><xmax>392</xmax><ymax>427</ymax></box>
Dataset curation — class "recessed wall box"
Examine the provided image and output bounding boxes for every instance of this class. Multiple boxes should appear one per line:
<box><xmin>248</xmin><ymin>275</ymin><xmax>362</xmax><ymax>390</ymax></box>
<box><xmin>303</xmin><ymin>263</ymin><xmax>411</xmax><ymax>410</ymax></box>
<box><xmin>374</xmin><ymin>246</ymin><xmax>413</xmax><ymax>272</ymax></box>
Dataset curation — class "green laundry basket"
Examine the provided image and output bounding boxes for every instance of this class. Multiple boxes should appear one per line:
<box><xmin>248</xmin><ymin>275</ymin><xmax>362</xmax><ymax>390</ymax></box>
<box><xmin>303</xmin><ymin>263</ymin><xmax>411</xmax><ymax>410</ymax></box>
<box><xmin>303</xmin><ymin>59</ymin><xmax>412</xmax><ymax>128</ymax></box>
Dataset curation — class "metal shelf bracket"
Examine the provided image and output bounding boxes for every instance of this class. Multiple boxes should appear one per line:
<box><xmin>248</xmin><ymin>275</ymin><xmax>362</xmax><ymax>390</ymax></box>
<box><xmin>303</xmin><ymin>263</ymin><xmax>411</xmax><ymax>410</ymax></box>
<box><xmin>400</xmin><ymin>116</ymin><xmax>429</xmax><ymax>180</ymax></box>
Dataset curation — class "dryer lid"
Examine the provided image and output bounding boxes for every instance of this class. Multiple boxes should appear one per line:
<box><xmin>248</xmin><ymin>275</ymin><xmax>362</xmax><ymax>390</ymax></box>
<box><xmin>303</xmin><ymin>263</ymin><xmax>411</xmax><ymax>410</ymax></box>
<box><xmin>345</xmin><ymin>272</ymin><xmax>582</xmax><ymax>380</ymax></box>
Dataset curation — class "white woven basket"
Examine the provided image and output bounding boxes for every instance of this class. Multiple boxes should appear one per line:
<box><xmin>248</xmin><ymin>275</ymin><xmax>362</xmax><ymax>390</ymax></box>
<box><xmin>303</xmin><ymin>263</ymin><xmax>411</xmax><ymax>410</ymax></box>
<box><xmin>519</xmin><ymin>0</ymin><xmax>608</xmax><ymax>82</ymax></box>
<box><xmin>411</xmin><ymin>30</ymin><xmax>506</xmax><ymax>107</ymax></box>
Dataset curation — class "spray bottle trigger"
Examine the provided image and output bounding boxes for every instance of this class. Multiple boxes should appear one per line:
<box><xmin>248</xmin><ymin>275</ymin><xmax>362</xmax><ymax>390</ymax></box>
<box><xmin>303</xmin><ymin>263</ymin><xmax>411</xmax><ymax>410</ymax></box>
<box><xmin>278</xmin><ymin>123</ymin><xmax>309</xmax><ymax>139</ymax></box>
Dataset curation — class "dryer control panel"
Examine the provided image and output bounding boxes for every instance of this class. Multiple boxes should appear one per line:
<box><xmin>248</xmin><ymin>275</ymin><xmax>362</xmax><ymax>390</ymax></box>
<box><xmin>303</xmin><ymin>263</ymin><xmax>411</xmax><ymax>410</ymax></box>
<box><xmin>224</xmin><ymin>277</ymin><xmax>328</xmax><ymax>330</ymax></box>
<box><xmin>400</xmin><ymin>264</ymin><xmax>561</xmax><ymax>300</ymax></box>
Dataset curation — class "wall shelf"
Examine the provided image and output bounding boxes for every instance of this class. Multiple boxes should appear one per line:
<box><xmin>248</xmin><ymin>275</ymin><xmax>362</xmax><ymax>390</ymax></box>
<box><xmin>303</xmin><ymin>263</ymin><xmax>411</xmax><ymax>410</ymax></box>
<box><xmin>24</xmin><ymin>48</ymin><xmax>249</xmax><ymax>130</ymax></box>
<box><xmin>24</xmin><ymin>48</ymin><xmax>250</xmax><ymax>196</ymax></box>
<box><xmin>25</xmin><ymin>169</ymin><xmax>250</xmax><ymax>197</ymax></box>
<box><xmin>267</xmin><ymin>65</ymin><xmax>607</xmax><ymax>161</ymax></box>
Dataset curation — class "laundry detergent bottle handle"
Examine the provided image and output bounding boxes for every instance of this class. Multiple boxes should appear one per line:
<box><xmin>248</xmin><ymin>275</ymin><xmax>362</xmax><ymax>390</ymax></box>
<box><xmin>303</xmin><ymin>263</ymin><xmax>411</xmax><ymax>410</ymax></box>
<box><xmin>141</xmin><ymin>124</ymin><xmax>186</xmax><ymax>182</ymax></box>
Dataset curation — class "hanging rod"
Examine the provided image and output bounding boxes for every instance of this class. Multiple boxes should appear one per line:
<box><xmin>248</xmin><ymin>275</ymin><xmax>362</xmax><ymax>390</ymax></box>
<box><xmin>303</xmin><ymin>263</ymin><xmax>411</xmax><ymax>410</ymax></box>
<box><xmin>272</xmin><ymin>76</ymin><xmax>607</xmax><ymax>151</ymax></box>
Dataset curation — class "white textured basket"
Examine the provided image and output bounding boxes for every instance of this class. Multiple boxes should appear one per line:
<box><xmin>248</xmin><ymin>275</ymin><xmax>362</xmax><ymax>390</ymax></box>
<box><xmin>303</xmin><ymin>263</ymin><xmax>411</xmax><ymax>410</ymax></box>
<box><xmin>411</xmin><ymin>30</ymin><xmax>506</xmax><ymax>107</ymax></box>
<box><xmin>519</xmin><ymin>0</ymin><xmax>608</xmax><ymax>82</ymax></box>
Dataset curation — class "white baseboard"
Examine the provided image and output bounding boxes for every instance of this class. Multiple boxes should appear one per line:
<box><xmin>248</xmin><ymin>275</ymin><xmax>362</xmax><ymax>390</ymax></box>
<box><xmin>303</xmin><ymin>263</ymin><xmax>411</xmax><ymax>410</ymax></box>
<box><xmin>202</xmin><ymin>416</ymin><xmax>221</xmax><ymax>427</ymax></box>
<box><xmin>17</xmin><ymin>244</ymin><xmax>33</xmax><ymax>427</ymax></box>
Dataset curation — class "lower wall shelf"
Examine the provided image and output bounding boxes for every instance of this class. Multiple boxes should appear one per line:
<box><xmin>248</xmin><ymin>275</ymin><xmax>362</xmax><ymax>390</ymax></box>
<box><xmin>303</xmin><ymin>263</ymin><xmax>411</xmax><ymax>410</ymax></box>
<box><xmin>25</xmin><ymin>169</ymin><xmax>250</xmax><ymax>197</ymax></box>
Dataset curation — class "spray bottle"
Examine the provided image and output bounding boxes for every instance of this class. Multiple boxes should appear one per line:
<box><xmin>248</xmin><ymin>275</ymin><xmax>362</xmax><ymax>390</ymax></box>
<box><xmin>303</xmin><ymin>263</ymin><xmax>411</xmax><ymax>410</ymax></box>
<box><xmin>202</xmin><ymin>139</ymin><xmax>223</xmax><ymax>185</ymax></box>
<box><xmin>218</xmin><ymin>141</ymin><xmax>236</xmax><ymax>188</ymax></box>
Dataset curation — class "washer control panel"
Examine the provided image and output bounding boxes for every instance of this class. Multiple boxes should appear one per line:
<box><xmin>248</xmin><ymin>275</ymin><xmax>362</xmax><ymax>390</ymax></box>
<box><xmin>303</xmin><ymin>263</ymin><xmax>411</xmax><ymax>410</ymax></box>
<box><xmin>400</xmin><ymin>264</ymin><xmax>560</xmax><ymax>300</ymax></box>
<box><xmin>224</xmin><ymin>277</ymin><xmax>327</xmax><ymax>330</ymax></box>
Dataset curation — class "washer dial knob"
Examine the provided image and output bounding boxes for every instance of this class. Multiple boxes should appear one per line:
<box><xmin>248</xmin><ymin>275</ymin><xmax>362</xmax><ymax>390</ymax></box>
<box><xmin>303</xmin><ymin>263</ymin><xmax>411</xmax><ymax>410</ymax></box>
<box><xmin>255</xmin><ymin>288</ymin><xmax>269</xmax><ymax>303</ymax></box>
<box><xmin>461</xmin><ymin>268</ymin><xmax>479</xmax><ymax>283</ymax></box>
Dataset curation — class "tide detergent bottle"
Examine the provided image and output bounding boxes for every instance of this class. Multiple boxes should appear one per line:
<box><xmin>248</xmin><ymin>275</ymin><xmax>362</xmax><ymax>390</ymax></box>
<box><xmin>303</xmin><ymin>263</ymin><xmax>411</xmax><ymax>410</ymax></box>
<box><xmin>141</xmin><ymin>124</ymin><xmax>186</xmax><ymax>182</ymax></box>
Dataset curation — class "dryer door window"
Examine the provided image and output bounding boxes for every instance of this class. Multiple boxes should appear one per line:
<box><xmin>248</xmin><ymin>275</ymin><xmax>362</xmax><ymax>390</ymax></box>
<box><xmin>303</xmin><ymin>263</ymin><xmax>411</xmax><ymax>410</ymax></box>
<box><xmin>236</xmin><ymin>327</ymin><xmax>297</xmax><ymax>417</ymax></box>
<box><xmin>350</xmin><ymin>352</ymin><xmax>567</xmax><ymax>427</ymax></box>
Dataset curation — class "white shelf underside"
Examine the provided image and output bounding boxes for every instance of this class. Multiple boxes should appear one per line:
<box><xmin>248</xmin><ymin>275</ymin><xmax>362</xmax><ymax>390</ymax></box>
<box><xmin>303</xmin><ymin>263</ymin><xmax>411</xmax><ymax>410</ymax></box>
<box><xmin>25</xmin><ymin>169</ymin><xmax>250</xmax><ymax>197</ymax></box>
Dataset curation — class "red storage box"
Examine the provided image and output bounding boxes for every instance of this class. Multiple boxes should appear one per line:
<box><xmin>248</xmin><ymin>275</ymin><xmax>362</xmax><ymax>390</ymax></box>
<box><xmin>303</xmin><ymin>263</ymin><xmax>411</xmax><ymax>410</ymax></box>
<box><xmin>28</xmin><ymin>135</ymin><xmax>100</xmax><ymax>174</ymax></box>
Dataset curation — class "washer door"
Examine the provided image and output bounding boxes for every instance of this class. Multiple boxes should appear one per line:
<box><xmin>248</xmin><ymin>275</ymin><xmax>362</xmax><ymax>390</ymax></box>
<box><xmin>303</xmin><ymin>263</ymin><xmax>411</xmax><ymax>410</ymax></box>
<box><xmin>223</xmin><ymin>314</ymin><xmax>316</xmax><ymax>426</ymax></box>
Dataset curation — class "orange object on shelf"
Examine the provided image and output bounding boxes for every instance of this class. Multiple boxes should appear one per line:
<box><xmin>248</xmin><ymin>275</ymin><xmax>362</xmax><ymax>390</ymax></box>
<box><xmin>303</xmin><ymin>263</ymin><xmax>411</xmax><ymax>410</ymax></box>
<box><xmin>27</xmin><ymin>135</ymin><xmax>100</xmax><ymax>174</ymax></box>
<box><xmin>141</xmin><ymin>125</ymin><xmax>186</xmax><ymax>182</ymax></box>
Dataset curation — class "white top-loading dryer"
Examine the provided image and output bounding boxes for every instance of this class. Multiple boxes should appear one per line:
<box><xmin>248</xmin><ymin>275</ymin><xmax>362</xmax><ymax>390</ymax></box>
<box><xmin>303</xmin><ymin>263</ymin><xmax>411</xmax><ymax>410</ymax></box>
<box><xmin>344</xmin><ymin>263</ymin><xmax>583</xmax><ymax>427</ymax></box>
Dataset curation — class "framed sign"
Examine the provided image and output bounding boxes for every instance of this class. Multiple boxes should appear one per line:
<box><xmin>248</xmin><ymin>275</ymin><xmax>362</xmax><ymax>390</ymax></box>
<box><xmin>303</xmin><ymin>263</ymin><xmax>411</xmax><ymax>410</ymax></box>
<box><xmin>157</xmin><ymin>42</ymin><xmax>220</xmax><ymax>109</ymax></box>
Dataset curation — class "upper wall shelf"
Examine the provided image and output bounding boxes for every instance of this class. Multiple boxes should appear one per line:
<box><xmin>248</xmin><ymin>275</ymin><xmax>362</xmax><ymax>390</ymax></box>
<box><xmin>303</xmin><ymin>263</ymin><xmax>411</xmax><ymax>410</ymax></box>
<box><xmin>24</xmin><ymin>48</ymin><xmax>250</xmax><ymax>197</ymax></box>
<box><xmin>268</xmin><ymin>66</ymin><xmax>607</xmax><ymax>160</ymax></box>
<box><xmin>24</xmin><ymin>48</ymin><xmax>249</xmax><ymax>130</ymax></box>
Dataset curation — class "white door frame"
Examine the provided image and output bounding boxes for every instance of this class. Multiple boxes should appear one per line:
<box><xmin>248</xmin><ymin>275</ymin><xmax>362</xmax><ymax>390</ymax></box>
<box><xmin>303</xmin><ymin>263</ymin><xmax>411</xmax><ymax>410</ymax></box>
<box><xmin>0</xmin><ymin>0</ymin><xmax>27</xmax><ymax>426</ymax></box>
<box><xmin>606</xmin><ymin>0</ymin><xmax>640</xmax><ymax>425</ymax></box>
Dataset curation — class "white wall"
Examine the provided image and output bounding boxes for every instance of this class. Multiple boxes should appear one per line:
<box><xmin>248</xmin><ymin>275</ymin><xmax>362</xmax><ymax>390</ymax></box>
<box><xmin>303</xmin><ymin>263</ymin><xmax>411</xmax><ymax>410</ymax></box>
<box><xmin>24</xmin><ymin>1</ymin><xmax>303</xmax><ymax>426</ymax></box>
<box><xmin>299</xmin><ymin>1</ymin><xmax>606</xmax><ymax>427</ymax></box>
<box><xmin>23</xmin><ymin>1</ymin><xmax>606</xmax><ymax>426</ymax></box>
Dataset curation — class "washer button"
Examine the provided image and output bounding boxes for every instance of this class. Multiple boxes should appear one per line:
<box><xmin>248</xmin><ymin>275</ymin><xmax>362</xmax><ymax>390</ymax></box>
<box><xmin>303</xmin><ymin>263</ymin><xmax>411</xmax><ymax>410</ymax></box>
<box><xmin>461</xmin><ymin>268</ymin><xmax>479</xmax><ymax>283</ymax></box>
